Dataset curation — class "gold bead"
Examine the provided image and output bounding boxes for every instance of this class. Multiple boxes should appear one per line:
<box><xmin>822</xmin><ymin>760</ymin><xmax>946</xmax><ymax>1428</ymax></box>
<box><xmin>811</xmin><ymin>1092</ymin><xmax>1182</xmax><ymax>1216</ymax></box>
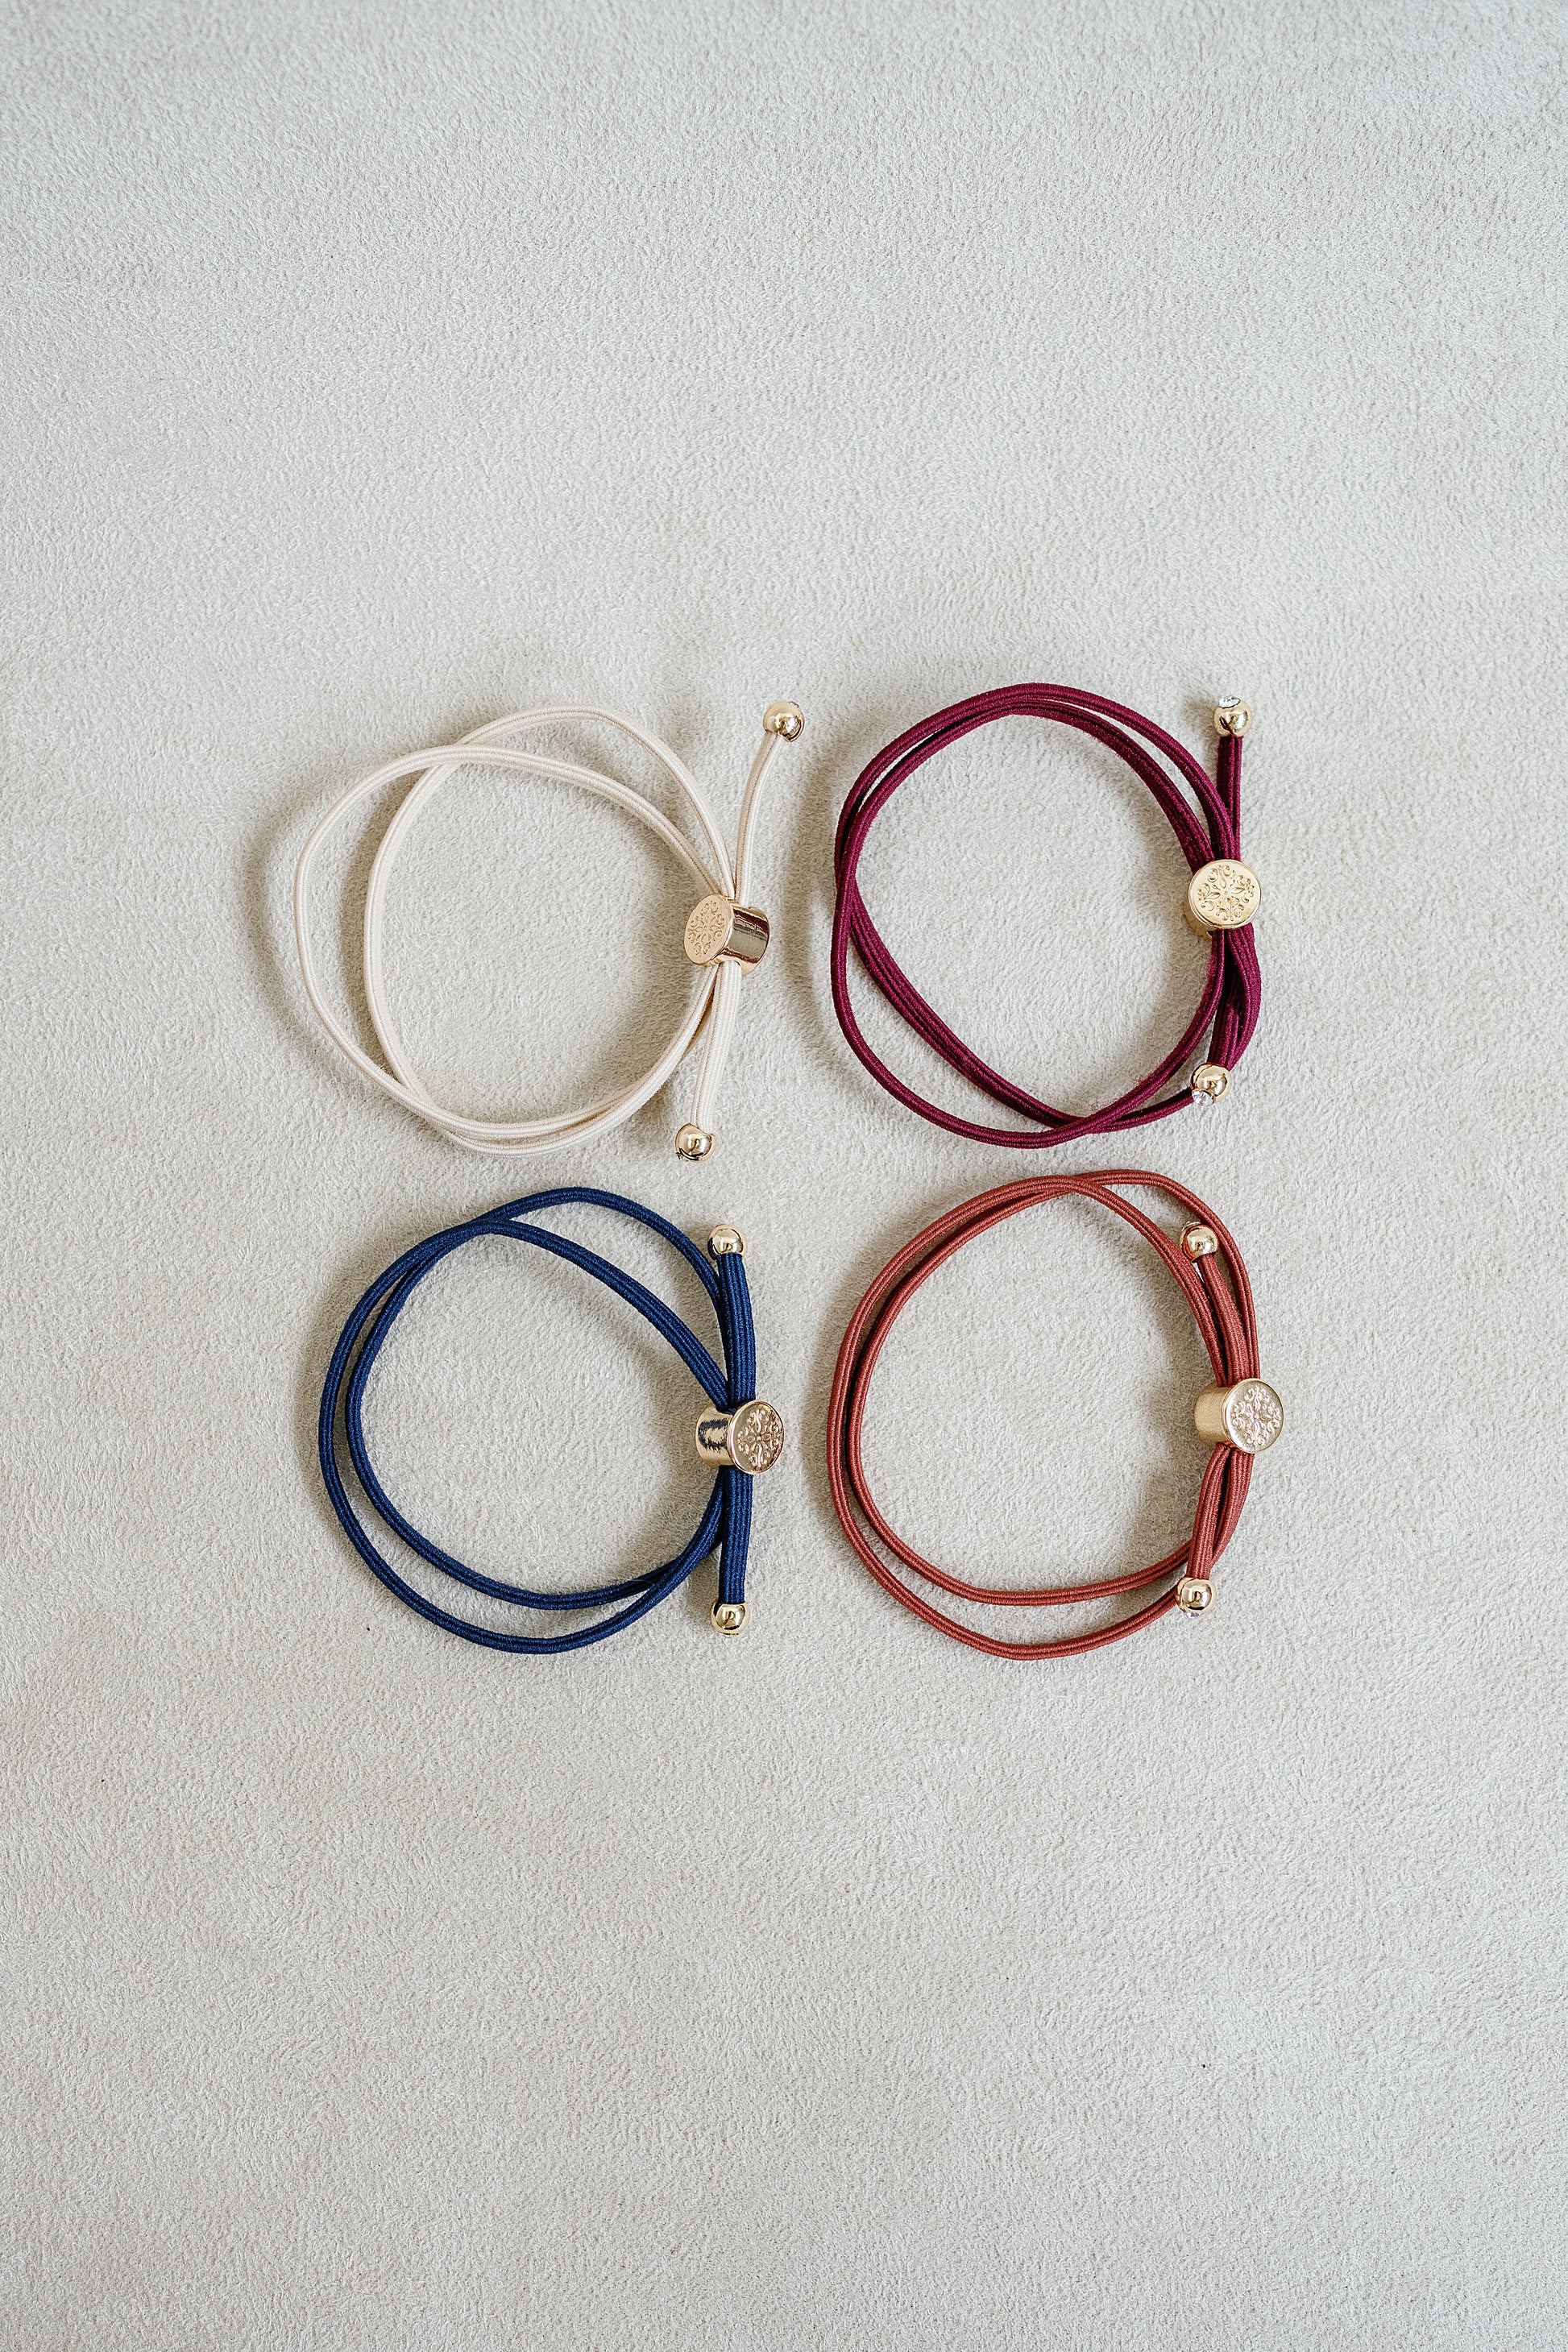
<box><xmin>1181</xmin><ymin>1222</ymin><xmax>1219</xmax><ymax>1259</ymax></box>
<box><xmin>1184</xmin><ymin>860</ymin><xmax>1261</xmax><ymax>934</ymax></box>
<box><xmin>675</xmin><ymin>1123</ymin><xmax>715</xmax><ymax>1162</ymax></box>
<box><xmin>1214</xmin><ymin>697</ymin><xmax>1251</xmax><ymax>737</ymax></box>
<box><xmin>711</xmin><ymin>1599</ymin><xmax>749</xmax><ymax>1635</ymax></box>
<box><xmin>708</xmin><ymin>1225</ymin><xmax>746</xmax><ymax>1258</ymax></box>
<box><xmin>763</xmin><ymin>699</ymin><xmax>804</xmax><ymax>741</ymax></box>
<box><xmin>1190</xmin><ymin>1064</ymin><xmax>1230</xmax><ymax>1105</ymax></box>
<box><xmin>683</xmin><ymin>894</ymin><xmax>770</xmax><ymax>972</ymax></box>
<box><xmin>1194</xmin><ymin>1379</ymin><xmax>1284</xmax><ymax>1454</ymax></box>
<box><xmin>695</xmin><ymin>1399</ymin><xmax>786</xmax><ymax>1473</ymax></box>
<box><xmin>1176</xmin><ymin>1577</ymin><xmax>1213</xmax><ymax>1615</ymax></box>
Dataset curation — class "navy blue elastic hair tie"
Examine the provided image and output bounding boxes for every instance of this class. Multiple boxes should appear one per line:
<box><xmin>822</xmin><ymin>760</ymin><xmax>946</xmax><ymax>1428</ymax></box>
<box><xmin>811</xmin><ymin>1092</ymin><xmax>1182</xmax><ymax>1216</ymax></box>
<box><xmin>317</xmin><ymin>1187</ymin><xmax>778</xmax><ymax>1653</ymax></box>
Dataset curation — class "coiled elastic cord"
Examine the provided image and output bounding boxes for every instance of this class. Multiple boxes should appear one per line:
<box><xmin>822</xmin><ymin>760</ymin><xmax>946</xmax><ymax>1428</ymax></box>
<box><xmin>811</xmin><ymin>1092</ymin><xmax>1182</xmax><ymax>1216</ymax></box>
<box><xmin>319</xmin><ymin>1187</ymin><xmax>761</xmax><ymax>1653</ymax></box>
<box><xmin>831</xmin><ymin>686</ymin><xmax>1261</xmax><ymax>1146</ymax></box>
<box><xmin>826</xmin><ymin>1172</ymin><xmax>1267</xmax><ymax>1658</ymax></box>
<box><xmin>295</xmin><ymin>703</ymin><xmax>797</xmax><ymax>1159</ymax></box>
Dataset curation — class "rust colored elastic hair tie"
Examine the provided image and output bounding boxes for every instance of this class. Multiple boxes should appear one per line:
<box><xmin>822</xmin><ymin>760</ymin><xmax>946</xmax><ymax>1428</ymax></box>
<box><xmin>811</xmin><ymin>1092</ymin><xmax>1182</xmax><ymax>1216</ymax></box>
<box><xmin>825</xmin><ymin>1172</ymin><xmax>1282</xmax><ymax>1659</ymax></box>
<box><xmin>830</xmin><ymin>687</ymin><xmax>1262</xmax><ymax>1144</ymax></box>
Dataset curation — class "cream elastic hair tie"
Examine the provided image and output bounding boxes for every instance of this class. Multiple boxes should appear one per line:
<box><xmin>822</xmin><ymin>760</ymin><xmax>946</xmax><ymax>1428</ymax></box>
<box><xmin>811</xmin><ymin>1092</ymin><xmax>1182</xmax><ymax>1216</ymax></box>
<box><xmin>294</xmin><ymin>699</ymin><xmax>803</xmax><ymax>1160</ymax></box>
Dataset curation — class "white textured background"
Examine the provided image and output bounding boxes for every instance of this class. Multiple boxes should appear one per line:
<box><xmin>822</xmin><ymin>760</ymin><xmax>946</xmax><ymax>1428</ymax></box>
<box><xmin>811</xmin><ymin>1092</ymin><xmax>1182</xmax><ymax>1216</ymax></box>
<box><xmin>3</xmin><ymin>4</ymin><xmax>1566</xmax><ymax>2346</ymax></box>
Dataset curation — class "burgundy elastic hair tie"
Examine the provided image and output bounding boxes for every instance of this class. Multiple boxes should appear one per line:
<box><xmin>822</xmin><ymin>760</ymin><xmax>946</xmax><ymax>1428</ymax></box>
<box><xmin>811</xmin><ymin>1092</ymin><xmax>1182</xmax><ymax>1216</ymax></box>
<box><xmin>831</xmin><ymin>687</ymin><xmax>1262</xmax><ymax>1145</ymax></box>
<box><xmin>826</xmin><ymin>1172</ymin><xmax>1282</xmax><ymax>1659</ymax></box>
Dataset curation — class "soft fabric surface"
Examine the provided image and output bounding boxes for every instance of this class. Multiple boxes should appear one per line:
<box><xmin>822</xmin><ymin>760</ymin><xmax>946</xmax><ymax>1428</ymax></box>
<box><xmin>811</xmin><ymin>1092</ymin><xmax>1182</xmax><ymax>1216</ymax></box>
<box><xmin>2</xmin><ymin>4</ymin><xmax>1564</xmax><ymax>2346</ymax></box>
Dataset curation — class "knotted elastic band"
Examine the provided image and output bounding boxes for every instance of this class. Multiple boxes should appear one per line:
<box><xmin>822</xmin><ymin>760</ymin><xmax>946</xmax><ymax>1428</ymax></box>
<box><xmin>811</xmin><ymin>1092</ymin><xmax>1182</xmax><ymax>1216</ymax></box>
<box><xmin>318</xmin><ymin>1187</ymin><xmax>782</xmax><ymax>1653</ymax></box>
<box><xmin>826</xmin><ymin>1172</ymin><xmax>1280</xmax><ymax>1658</ymax></box>
<box><xmin>295</xmin><ymin>700</ymin><xmax>803</xmax><ymax>1162</ymax></box>
<box><xmin>831</xmin><ymin>687</ymin><xmax>1262</xmax><ymax>1146</ymax></box>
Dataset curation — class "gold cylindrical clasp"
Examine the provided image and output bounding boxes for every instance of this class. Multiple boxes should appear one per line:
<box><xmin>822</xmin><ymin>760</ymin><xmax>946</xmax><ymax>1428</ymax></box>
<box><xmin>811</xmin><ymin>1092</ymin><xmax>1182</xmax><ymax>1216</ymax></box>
<box><xmin>684</xmin><ymin>896</ymin><xmax>770</xmax><ymax>971</ymax></box>
<box><xmin>1184</xmin><ymin>860</ymin><xmax>1261</xmax><ymax>935</ymax></box>
<box><xmin>695</xmin><ymin>1399</ymin><xmax>786</xmax><ymax>1474</ymax></box>
<box><xmin>1194</xmin><ymin>1379</ymin><xmax>1284</xmax><ymax>1454</ymax></box>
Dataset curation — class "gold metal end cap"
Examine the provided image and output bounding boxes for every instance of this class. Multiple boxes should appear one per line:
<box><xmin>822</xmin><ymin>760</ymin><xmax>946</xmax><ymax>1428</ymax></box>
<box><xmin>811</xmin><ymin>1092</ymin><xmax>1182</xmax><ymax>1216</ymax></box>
<box><xmin>675</xmin><ymin>1123</ymin><xmax>715</xmax><ymax>1162</ymax></box>
<box><xmin>695</xmin><ymin>1399</ymin><xmax>786</xmax><ymax>1474</ymax></box>
<box><xmin>1194</xmin><ymin>1379</ymin><xmax>1284</xmax><ymax>1454</ymax></box>
<box><xmin>683</xmin><ymin>895</ymin><xmax>770</xmax><ymax>971</ymax></box>
<box><xmin>1214</xmin><ymin>697</ymin><xmax>1251</xmax><ymax>737</ymax></box>
<box><xmin>1181</xmin><ymin>1222</ymin><xmax>1220</xmax><ymax>1260</ymax></box>
<box><xmin>1190</xmin><ymin>1064</ymin><xmax>1231</xmax><ymax>1105</ymax></box>
<box><xmin>707</xmin><ymin>1225</ymin><xmax>746</xmax><ymax>1259</ymax></box>
<box><xmin>1184</xmin><ymin>860</ymin><xmax>1261</xmax><ymax>935</ymax></box>
<box><xmin>763</xmin><ymin>700</ymin><xmax>804</xmax><ymax>741</ymax></box>
<box><xmin>1176</xmin><ymin>1577</ymin><xmax>1213</xmax><ymax>1615</ymax></box>
<box><xmin>712</xmin><ymin>1599</ymin><xmax>749</xmax><ymax>1634</ymax></box>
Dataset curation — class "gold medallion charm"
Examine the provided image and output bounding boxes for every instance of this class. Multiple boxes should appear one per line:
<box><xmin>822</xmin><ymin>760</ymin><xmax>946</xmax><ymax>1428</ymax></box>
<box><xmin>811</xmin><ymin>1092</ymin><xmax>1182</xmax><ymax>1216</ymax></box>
<box><xmin>1194</xmin><ymin>1379</ymin><xmax>1284</xmax><ymax>1454</ymax></box>
<box><xmin>684</xmin><ymin>896</ymin><xmax>770</xmax><ymax>971</ymax></box>
<box><xmin>695</xmin><ymin>1399</ymin><xmax>786</xmax><ymax>1474</ymax></box>
<box><xmin>1184</xmin><ymin>860</ymin><xmax>1261</xmax><ymax>934</ymax></box>
<box><xmin>1190</xmin><ymin>1064</ymin><xmax>1230</xmax><ymax>1105</ymax></box>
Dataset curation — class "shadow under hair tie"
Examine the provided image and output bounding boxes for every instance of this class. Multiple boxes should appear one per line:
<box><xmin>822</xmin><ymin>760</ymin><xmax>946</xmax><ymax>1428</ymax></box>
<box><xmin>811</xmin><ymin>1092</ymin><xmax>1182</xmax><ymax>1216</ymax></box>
<box><xmin>318</xmin><ymin>1188</ymin><xmax>783</xmax><ymax>1653</ymax></box>
<box><xmin>830</xmin><ymin>687</ymin><xmax>1261</xmax><ymax>1145</ymax></box>
<box><xmin>825</xmin><ymin>1171</ymin><xmax>1281</xmax><ymax>1658</ymax></box>
<box><xmin>294</xmin><ymin>699</ymin><xmax>803</xmax><ymax>1163</ymax></box>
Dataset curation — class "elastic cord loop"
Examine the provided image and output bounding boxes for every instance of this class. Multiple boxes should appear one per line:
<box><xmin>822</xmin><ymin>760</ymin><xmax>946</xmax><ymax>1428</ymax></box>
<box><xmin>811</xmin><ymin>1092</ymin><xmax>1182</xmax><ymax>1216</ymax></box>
<box><xmin>826</xmin><ymin>1171</ymin><xmax>1267</xmax><ymax>1657</ymax></box>
<box><xmin>319</xmin><ymin>1186</ymin><xmax>763</xmax><ymax>1652</ymax></box>
<box><xmin>831</xmin><ymin>686</ymin><xmax>1261</xmax><ymax>1146</ymax></box>
<box><xmin>295</xmin><ymin>705</ymin><xmax>796</xmax><ymax>1159</ymax></box>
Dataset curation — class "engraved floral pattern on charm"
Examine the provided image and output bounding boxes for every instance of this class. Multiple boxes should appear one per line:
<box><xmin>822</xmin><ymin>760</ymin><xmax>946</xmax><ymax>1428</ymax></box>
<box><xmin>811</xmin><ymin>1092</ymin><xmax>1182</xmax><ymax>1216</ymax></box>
<box><xmin>684</xmin><ymin>894</ymin><xmax>735</xmax><ymax>965</ymax></box>
<box><xmin>731</xmin><ymin>1400</ymin><xmax>785</xmax><ymax>1473</ymax></box>
<box><xmin>1187</xmin><ymin>859</ymin><xmax>1262</xmax><ymax>931</ymax></box>
<box><xmin>1222</xmin><ymin>1379</ymin><xmax>1284</xmax><ymax>1454</ymax></box>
